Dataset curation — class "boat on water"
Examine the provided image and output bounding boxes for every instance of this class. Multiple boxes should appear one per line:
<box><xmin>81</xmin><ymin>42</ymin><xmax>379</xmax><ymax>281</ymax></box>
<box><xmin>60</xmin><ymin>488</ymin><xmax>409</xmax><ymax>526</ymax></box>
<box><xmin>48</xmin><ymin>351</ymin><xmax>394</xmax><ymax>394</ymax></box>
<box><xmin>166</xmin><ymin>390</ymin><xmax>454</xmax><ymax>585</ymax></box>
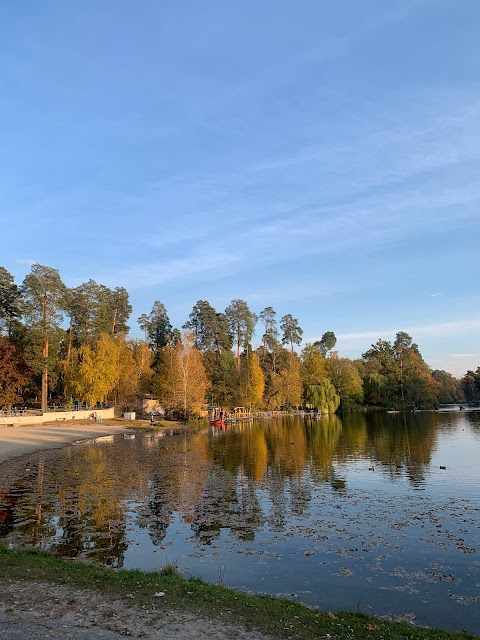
<box><xmin>209</xmin><ymin>419</ymin><xmax>226</xmax><ymax>427</ymax></box>
<box><xmin>208</xmin><ymin>405</ymin><xmax>227</xmax><ymax>426</ymax></box>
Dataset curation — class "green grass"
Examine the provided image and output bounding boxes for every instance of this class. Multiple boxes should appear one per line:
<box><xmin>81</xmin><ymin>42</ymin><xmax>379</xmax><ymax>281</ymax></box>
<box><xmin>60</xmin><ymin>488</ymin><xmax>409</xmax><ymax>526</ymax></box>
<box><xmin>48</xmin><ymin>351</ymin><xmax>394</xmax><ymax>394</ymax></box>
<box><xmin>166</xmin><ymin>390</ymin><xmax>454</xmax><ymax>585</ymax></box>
<box><xmin>0</xmin><ymin>546</ymin><xmax>477</xmax><ymax>640</ymax></box>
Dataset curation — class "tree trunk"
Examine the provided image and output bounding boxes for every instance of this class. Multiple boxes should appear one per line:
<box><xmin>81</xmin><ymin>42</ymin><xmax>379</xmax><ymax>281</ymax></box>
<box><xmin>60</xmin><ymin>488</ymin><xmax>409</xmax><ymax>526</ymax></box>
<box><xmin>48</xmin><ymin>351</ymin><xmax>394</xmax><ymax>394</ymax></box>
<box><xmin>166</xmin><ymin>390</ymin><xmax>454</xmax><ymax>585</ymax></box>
<box><xmin>112</xmin><ymin>308</ymin><xmax>118</xmax><ymax>335</ymax></box>
<box><xmin>42</xmin><ymin>337</ymin><xmax>49</xmax><ymax>413</ymax></box>
<box><xmin>66</xmin><ymin>316</ymin><xmax>73</xmax><ymax>364</ymax></box>
<box><xmin>41</xmin><ymin>295</ymin><xmax>49</xmax><ymax>413</ymax></box>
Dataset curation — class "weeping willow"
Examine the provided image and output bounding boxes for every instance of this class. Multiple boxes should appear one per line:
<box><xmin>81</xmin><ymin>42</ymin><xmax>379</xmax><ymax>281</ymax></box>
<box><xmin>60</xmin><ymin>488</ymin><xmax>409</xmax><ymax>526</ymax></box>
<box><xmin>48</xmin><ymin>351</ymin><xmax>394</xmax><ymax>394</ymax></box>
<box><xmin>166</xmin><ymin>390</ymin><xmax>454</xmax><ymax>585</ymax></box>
<box><xmin>304</xmin><ymin>379</ymin><xmax>340</xmax><ymax>414</ymax></box>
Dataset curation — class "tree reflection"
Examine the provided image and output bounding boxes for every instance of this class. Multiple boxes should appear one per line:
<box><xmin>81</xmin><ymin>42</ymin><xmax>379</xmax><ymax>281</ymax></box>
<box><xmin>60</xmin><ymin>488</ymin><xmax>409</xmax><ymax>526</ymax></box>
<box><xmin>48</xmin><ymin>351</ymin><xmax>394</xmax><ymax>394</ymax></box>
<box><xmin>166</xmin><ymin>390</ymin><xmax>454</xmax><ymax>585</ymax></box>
<box><xmin>0</xmin><ymin>412</ymin><xmax>474</xmax><ymax>563</ymax></box>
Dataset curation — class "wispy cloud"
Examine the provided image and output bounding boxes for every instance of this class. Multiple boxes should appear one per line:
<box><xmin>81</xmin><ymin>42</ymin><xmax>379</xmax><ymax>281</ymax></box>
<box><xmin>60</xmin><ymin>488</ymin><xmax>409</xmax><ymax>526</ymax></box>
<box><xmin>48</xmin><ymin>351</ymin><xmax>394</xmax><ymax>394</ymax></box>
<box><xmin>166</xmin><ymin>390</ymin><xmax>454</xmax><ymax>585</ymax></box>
<box><xmin>15</xmin><ymin>258</ymin><xmax>36</xmax><ymax>266</ymax></box>
<box><xmin>450</xmin><ymin>353</ymin><xmax>480</xmax><ymax>358</ymax></box>
<box><xmin>95</xmin><ymin>249</ymin><xmax>242</xmax><ymax>289</ymax></box>
<box><xmin>336</xmin><ymin>319</ymin><xmax>480</xmax><ymax>344</ymax></box>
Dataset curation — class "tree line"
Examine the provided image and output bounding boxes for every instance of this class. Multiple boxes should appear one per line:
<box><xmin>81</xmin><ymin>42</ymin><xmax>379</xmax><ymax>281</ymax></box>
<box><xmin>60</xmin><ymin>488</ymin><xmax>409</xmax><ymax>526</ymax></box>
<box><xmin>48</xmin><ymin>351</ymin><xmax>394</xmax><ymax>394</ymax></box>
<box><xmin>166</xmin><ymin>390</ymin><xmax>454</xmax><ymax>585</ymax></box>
<box><xmin>0</xmin><ymin>264</ymin><xmax>477</xmax><ymax>416</ymax></box>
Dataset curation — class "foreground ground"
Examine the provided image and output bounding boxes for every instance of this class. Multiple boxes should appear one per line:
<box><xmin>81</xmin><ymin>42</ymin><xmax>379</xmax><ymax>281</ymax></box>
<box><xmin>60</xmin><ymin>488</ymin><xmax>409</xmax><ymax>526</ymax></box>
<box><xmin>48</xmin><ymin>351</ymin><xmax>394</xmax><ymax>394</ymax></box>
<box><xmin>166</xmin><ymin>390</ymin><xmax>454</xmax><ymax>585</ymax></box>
<box><xmin>0</xmin><ymin>548</ymin><xmax>477</xmax><ymax>640</ymax></box>
<box><xmin>0</xmin><ymin>577</ymin><xmax>269</xmax><ymax>640</ymax></box>
<box><xmin>0</xmin><ymin>417</ymin><xmax>181</xmax><ymax>465</ymax></box>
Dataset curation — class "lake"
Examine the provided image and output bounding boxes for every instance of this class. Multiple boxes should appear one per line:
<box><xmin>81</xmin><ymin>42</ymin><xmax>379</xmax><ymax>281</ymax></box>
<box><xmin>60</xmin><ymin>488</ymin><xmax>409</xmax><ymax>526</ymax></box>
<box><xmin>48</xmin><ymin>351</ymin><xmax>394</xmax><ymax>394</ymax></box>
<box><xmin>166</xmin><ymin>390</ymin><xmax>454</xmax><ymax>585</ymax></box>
<box><xmin>0</xmin><ymin>410</ymin><xmax>479</xmax><ymax>634</ymax></box>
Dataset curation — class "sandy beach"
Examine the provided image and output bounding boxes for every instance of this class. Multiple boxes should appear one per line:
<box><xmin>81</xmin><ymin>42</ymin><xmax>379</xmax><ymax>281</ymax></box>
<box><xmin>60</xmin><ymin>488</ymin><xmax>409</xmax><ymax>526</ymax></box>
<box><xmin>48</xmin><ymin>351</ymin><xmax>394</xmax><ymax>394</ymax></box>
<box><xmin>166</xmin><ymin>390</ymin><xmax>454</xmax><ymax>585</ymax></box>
<box><xmin>0</xmin><ymin>421</ymin><xmax>129</xmax><ymax>466</ymax></box>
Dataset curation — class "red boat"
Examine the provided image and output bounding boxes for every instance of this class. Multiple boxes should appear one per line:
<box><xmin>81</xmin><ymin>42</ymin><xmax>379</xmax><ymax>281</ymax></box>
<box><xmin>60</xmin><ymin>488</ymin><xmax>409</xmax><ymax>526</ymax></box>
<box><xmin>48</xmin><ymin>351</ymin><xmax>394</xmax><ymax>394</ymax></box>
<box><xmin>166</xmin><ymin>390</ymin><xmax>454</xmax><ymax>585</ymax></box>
<box><xmin>209</xmin><ymin>419</ymin><xmax>225</xmax><ymax>427</ymax></box>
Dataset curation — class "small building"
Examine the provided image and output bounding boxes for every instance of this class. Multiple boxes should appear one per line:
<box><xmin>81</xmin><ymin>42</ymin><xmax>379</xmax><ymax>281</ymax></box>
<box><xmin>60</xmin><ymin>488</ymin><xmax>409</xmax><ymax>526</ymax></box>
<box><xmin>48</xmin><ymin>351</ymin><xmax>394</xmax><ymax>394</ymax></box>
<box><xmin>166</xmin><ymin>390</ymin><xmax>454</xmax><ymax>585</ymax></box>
<box><xmin>141</xmin><ymin>395</ymin><xmax>164</xmax><ymax>417</ymax></box>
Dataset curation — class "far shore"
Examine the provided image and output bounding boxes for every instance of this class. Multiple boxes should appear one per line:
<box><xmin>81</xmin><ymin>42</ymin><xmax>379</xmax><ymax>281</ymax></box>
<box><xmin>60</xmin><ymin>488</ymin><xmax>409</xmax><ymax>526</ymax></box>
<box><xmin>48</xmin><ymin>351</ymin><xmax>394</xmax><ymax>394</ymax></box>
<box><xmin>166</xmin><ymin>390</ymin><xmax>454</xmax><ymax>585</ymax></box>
<box><xmin>0</xmin><ymin>418</ymin><xmax>182</xmax><ymax>466</ymax></box>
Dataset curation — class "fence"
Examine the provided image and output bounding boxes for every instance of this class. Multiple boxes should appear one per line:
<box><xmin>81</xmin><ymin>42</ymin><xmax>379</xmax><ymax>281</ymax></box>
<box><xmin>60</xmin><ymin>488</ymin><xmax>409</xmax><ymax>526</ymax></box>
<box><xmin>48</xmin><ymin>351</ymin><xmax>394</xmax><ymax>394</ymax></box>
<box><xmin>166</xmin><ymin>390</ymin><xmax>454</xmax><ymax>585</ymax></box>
<box><xmin>0</xmin><ymin>407</ymin><xmax>115</xmax><ymax>426</ymax></box>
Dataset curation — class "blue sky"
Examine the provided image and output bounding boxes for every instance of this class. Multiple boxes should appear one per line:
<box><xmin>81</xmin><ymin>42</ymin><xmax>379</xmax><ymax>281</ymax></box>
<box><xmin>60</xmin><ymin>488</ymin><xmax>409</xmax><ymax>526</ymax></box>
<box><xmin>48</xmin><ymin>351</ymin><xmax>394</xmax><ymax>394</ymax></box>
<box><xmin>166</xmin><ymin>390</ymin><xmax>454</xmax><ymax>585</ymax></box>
<box><xmin>1</xmin><ymin>1</ymin><xmax>479</xmax><ymax>376</ymax></box>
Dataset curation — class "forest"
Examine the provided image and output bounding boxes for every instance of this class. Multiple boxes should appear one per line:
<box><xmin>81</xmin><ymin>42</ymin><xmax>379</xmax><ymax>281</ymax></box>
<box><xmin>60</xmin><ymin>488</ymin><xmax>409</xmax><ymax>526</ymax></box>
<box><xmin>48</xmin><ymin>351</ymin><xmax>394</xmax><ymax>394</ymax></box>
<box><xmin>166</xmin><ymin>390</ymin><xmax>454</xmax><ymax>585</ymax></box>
<box><xmin>0</xmin><ymin>264</ymin><xmax>478</xmax><ymax>417</ymax></box>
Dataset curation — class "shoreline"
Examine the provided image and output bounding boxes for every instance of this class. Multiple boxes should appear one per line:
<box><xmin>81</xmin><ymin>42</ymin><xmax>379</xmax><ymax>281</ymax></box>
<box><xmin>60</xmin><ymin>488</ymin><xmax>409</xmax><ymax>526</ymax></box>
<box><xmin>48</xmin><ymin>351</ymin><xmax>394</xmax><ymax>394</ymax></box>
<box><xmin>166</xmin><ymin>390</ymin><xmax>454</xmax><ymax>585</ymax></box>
<box><xmin>0</xmin><ymin>420</ymin><xmax>132</xmax><ymax>466</ymax></box>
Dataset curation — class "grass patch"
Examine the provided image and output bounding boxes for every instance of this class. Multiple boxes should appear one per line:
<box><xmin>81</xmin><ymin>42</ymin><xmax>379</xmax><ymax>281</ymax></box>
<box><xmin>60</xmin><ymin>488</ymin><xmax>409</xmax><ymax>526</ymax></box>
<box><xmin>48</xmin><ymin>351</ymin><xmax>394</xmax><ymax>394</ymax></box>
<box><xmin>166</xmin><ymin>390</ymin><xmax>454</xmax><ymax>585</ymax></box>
<box><xmin>0</xmin><ymin>546</ymin><xmax>477</xmax><ymax>640</ymax></box>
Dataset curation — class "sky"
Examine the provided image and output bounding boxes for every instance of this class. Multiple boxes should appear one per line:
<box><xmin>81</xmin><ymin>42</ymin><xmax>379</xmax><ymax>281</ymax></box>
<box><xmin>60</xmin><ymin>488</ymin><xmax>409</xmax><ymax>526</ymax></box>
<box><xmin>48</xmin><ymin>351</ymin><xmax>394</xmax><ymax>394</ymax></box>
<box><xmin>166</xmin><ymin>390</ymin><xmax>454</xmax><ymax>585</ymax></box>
<box><xmin>1</xmin><ymin>1</ymin><xmax>479</xmax><ymax>377</ymax></box>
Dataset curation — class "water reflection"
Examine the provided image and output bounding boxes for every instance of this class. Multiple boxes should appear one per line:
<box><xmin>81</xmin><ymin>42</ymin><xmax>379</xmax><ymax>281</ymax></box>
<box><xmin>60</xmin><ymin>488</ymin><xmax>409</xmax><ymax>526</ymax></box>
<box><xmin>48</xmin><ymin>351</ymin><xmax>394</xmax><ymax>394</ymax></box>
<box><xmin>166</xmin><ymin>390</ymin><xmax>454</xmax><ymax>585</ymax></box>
<box><xmin>0</xmin><ymin>411</ymin><xmax>479</xmax><ymax>633</ymax></box>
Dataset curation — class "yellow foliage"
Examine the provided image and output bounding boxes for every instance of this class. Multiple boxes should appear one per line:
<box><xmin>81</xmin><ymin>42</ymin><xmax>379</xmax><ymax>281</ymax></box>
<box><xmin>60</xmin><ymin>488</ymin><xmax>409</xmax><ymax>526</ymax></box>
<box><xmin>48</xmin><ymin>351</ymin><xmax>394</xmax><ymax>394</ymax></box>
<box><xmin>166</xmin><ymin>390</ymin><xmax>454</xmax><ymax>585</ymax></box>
<box><xmin>301</xmin><ymin>343</ymin><xmax>327</xmax><ymax>385</ymax></box>
<box><xmin>239</xmin><ymin>352</ymin><xmax>265</xmax><ymax>409</ymax></box>
<box><xmin>156</xmin><ymin>331</ymin><xmax>208</xmax><ymax>417</ymax></box>
<box><xmin>269</xmin><ymin>353</ymin><xmax>302</xmax><ymax>409</ymax></box>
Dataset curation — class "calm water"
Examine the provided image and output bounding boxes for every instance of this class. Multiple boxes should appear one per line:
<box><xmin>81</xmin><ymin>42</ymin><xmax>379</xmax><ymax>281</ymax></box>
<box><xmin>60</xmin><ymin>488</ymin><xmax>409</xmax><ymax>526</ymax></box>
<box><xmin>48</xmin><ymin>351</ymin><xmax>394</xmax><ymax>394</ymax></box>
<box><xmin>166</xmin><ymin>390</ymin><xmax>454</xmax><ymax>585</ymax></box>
<box><xmin>1</xmin><ymin>411</ymin><xmax>479</xmax><ymax>634</ymax></box>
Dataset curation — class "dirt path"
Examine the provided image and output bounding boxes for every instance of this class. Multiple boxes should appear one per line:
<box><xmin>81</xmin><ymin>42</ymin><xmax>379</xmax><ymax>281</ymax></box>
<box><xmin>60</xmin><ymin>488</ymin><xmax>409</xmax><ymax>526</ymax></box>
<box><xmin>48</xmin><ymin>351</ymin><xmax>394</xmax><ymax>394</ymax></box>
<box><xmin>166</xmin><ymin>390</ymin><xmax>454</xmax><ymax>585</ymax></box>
<box><xmin>0</xmin><ymin>579</ymin><xmax>273</xmax><ymax>640</ymax></box>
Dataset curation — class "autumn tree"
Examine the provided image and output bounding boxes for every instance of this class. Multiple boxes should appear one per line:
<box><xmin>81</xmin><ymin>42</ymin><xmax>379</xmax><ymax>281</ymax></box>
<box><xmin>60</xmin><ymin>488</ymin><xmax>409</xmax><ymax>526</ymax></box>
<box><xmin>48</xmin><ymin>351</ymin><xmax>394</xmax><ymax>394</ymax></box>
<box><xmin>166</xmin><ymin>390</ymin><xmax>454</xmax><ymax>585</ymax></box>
<box><xmin>131</xmin><ymin>339</ymin><xmax>153</xmax><ymax>394</ymax></box>
<box><xmin>22</xmin><ymin>264</ymin><xmax>67</xmax><ymax>411</ymax></box>
<box><xmin>280</xmin><ymin>314</ymin><xmax>303</xmax><ymax>353</ymax></box>
<box><xmin>0</xmin><ymin>335</ymin><xmax>31</xmax><ymax>409</ymax></box>
<box><xmin>64</xmin><ymin>333</ymin><xmax>118</xmax><ymax>407</ymax></box>
<box><xmin>157</xmin><ymin>332</ymin><xmax>208</xmax><ymax>418</ymax></box>
<box><xmin>301</xmin><ymin>342</ymin><xmax>339</xmax><ymax>413</ymax></box>
<box><xmin>239</xmin><ymin>351</ymin><xmax>265</xmax><ymax>409</ymax></box>
<box><xmin>268</xmin><ymin>352</ymin><xmax>302</xmax><ymax>409</ymax></box>
<box><xmin>301</xmin><ymin>343</ymin><xmax>328</xmax><ymax>385</ymax></box>
<box><xmin>111</xmin><ymin>335</ymin><xmax>138</xmax><ymax>409</ymax></box>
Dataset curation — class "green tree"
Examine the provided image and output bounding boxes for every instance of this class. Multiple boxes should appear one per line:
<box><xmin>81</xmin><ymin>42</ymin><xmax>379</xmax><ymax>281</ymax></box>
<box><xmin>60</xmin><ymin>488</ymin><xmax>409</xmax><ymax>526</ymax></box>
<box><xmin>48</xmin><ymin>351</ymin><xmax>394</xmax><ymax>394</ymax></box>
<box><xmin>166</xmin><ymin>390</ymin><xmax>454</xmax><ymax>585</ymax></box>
<box><xmin>225</xmin><ymin>299</ymin><xmax>257</xmax><ymax>369</ymax></box>
<box><xmin>185</xmin><ymin>300</ymin><xmax>231</xmax><ymax>354</ymax></box>
<box><xmin>207</xmin><ymin>350</ymin><xmax>238</xmax><ymax>408</ymax></box>
<box><xmin>314</xmin><ymin>331</ymin><xmax>337</xmax><ymax>356</ymax></box>
<box><xmin>462</xmin><ymin>368</ymin><xmax>480</xmax><ymax>402</ymax></box>
<box><xmin>259</xmin><ymin>307</ymin><xmax>279</xmax><ymax>352</ymax></box>
<box><xmin>69</xmin><ymin>279</ymin><xmax>102</xmax><ymax>347</ymax></box>
<box><xmin>363</xmin><ymin>332</ymin><xmax>436</xmax><ymax>408</ymax></box>
<box><xmin>0</xmin><ymin>266</ymin><xmax>22</xmax><ymax>337</ymax></box>
<box><xmin>95</xmin><ymin>286</ymin><xmax>131</xmax><ymax>336</ymax></box>
<box><xmin>22</xmin><ymin>264</ymin><xmax>67</xmax><ymax>411</ymax></box>
<box><xmin>138</xmin><ymin>301</ymin><xmax>172</xmax><ymax>365</ymax></box>
<box><xmin>304</xmin><ymin>379</ymin><xmax>340</xmax><ymax>414</ymax></box>
<box><xmin>280</xmin><ymin>313</ymin><xmax>303</xmax><ymax>353</ymax></box>
<box><xmin>327</xmin><ymin>354</ymin><xmax>363</xmax><ymax>410</ymax></box>
<box><xmin>431</xmin><ymin>370</ymin><xmax>463</xmax><ymax>404</ymax></box>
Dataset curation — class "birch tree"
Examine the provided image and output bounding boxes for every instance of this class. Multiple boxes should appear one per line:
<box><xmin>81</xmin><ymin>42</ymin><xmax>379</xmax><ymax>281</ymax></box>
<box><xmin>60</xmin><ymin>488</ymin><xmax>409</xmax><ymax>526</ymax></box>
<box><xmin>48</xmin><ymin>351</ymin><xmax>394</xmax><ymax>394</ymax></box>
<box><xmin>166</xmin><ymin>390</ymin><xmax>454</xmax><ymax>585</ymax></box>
<box><xmin>157</xmin><ymin>331</ymin><xmax>208</xmax><ymax>418</ymax></box>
